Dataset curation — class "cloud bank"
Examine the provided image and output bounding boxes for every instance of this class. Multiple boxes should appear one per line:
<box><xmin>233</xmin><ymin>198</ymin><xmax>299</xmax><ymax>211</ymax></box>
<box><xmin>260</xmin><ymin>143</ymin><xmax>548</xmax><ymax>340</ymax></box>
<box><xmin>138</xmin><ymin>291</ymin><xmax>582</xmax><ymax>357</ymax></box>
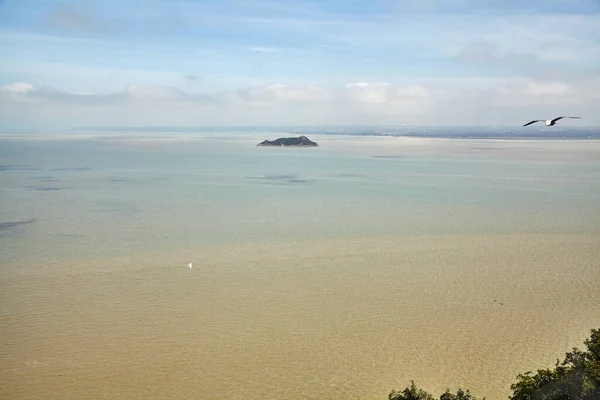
<box><xmin>1</xmin><ymin>77</ymin><xmax>597</xmax><ymax>128</ymax></box>
<box><xmin>1</xmin><ymin>0</ymin><xmax>598</xmax><ymax>128</ymax></box>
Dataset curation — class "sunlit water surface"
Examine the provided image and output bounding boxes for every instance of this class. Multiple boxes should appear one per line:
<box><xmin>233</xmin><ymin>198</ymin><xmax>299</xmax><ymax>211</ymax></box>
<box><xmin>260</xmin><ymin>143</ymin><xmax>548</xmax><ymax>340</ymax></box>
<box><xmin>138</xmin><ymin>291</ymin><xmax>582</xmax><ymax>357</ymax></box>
<box><xmin>1</xmin><ymin>133</ymin><xmax>599</xmax><ymax>400</ymax></box>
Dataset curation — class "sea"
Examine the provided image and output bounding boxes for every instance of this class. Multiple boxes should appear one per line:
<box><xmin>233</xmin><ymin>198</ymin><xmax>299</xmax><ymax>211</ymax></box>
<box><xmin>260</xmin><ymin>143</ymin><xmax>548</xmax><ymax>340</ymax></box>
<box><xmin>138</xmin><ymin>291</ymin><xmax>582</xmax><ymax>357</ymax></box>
<box><xmin>1</xmin><ymin>126</ymin><xmax>599</xmax><ymax>400</ymax></box>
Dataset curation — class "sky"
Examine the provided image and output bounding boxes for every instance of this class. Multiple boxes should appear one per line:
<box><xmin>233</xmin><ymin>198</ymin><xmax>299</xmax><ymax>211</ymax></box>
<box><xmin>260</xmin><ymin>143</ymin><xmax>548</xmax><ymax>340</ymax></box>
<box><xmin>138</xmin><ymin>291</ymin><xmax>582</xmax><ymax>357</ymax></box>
<box><xmin>0</xmin><ymin>0</ymin><xmax>599</xmax><ymax>129</ymax></box>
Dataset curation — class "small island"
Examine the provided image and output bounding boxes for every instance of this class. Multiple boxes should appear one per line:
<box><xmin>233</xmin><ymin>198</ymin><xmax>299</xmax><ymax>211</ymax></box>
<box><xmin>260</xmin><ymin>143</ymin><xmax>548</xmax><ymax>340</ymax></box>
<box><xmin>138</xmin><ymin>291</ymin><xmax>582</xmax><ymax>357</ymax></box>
<box><xmin>257</xmin><ymin>135</ymin><xmax>318</xmax><ymax>147</ymax></box>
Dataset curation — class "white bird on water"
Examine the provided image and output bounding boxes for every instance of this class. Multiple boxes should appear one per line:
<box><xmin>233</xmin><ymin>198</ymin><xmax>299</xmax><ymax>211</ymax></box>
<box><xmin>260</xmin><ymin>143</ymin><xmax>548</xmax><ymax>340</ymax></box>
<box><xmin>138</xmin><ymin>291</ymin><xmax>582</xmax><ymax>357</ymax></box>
<box><xmin>522</xmin><ymin>116</ymin><xmax>581</xmax><ymax>127</ymax></box>
<box><xmin>188</xmin><ymin>263</ymin><xmax>192</xmax><ymax>269</ymax></box>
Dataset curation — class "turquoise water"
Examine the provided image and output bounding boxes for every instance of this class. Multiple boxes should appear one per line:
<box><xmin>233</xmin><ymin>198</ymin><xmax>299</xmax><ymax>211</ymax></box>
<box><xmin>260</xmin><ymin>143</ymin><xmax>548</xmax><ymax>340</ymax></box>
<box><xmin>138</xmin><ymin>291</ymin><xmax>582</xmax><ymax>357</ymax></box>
<box><xmin>1</xmin><ymin>134</ymin><xmax>600</xmax><ymax>263</ymax></box>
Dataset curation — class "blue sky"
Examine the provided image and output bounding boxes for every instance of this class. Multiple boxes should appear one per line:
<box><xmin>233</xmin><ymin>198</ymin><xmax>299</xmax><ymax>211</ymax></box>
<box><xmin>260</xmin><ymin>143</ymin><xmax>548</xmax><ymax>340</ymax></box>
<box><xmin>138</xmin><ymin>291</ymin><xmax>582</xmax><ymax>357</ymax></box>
<box><xmin>1</xmin><ymin>0</ymin><xmax>599</xmax><ymax>128</ymax></box>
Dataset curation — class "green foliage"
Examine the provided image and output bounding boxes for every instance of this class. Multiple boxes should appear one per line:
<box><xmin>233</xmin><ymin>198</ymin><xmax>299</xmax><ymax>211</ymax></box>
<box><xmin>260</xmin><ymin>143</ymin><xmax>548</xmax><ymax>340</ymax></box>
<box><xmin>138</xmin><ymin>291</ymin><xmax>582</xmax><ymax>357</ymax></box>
<box><xmin>440</xmin><ymin>388</ymin><xmax>480</xmax><ymax>400</ymax></box>
<box><xmin>389</xmin><ymin>381</ymin><xmax>435</xmax><ymax>400</ymax></box>
<box><xmin>509</xmin><ymin>328</ymin><xmax>600</xmax><ymax>400</ymax></box>
<box><xmin>388</xmin><ymin>382</ymin><xmax>484</xmax><ymax>400</ymax></box>
<box><xmin>387</xmin><ymin>328</ymin><xmax>599</xmax><ymax>400</ymax></box>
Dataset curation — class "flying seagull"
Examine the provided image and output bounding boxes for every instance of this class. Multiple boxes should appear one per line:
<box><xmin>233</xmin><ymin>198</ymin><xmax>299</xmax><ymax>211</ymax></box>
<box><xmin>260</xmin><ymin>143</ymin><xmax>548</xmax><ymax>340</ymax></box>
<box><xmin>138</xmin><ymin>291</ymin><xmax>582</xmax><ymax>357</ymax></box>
<box><xmin>188</xmin><ymin>263</ymin><xmax>192</xmax><ymax>269</ymax></box>
<box><xmin>522</xmin><ymin>116</ymin><xmax>581</xmax><ymax>127</ymax></box>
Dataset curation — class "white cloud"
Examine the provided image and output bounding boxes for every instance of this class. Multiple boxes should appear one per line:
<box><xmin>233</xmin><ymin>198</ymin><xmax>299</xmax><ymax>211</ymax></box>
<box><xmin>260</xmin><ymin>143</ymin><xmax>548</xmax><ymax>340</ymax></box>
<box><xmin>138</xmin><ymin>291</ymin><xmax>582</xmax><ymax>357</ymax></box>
<box><xmin>184</xmin><ymin>74</ymin><xmax>201</xmax><ymax>82</ymax></box>
<box><xmin>345</xmin><ymin>82</ymin><xmax>390</xmax><ymax>88</ymax></box>
<box><xmin>124</xmin><ymin>84</ymin><xmax>188</xmax><ymax>101</ymax></box>
<box><xmin>341</xmin><ymin>82</ymin><xmax>432</xmax><ymax>110</ymax></box>
<box><xmin>455</xmin><ymin>40</ymin><xmax>500</xmax><ymax>63</ymax></box>
<box><xmin>1</xmin><ymin>82</ymin><xmax>35</xmax><ymax>94</ymax></box>
<box><xmin>46</xmin><ymin>3</ymin><xmax>109</xmax><ymax>34</ymax></box>
<box><xmin>215</xmin><ymin>84</ymin><xmax>333</xmax><ymax>104</ymax></box>
<box><xmin>266</xmin><ymin>84</ymin><xmax>331</xmax><ymax>102</ymax></box>
<box><xmin>1</xmin><ymin>78</ymin><xmax>598</xmax><ymax>127</ymax></box>
<box><xmin>248</xmin><ymin>47</ymin><xmax>278</xmax><ymax>53</ymax></box>
<box><xmin>524</xmin><ymin>81</ymin><xmax>571</xmax><ymax>97</ymax></box>
<box><xmin>343</xmin><ymin>82</ymin><xmax>391</xmax><ymax>104</ymax></box>
<box><xmin>391</xmin><ymin>85</ymin><xmax>432</xmax><ymax>99</ymax></box>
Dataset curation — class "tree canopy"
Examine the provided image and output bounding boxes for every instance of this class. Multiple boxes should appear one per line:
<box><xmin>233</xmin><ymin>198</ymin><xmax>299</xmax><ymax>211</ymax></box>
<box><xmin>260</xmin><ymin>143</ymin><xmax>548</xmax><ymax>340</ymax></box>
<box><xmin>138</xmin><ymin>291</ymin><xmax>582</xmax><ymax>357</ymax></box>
<box><xmin>509</xmin><ymin>328</ymin><xmax>600</xmax><ymax>400</ymax></box>
<box><xmin>387</xmin><ymin>328</ymin><xmax>599</xmax><ymax>400</ymax></box>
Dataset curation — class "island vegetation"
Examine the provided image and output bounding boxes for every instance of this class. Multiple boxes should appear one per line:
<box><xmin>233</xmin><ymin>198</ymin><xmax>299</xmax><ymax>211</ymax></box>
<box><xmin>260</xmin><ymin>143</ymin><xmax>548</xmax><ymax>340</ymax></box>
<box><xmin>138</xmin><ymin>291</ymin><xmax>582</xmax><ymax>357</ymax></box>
<box><xmin>387</xmin><ymin>328</ymin><xmax>599</xmax><ymax>400</ymax></box>
<box><xmin>257</xmin><ymin>135</ymin><xmax>318</xmax><ymax>147</ymax></box>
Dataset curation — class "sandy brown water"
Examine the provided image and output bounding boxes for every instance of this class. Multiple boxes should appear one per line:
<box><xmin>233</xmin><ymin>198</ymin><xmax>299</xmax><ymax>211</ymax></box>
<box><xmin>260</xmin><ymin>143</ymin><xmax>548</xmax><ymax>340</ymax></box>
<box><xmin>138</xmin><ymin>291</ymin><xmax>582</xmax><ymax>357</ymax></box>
<box><xmin>2</xmin><ymin>233</ymin><xmax>599</xmax><ymax>400</ymax></box>
<box><xmin>2</xmin><ymin>134</ymin><xmax>600</xmax><ymax>399</ymax></box>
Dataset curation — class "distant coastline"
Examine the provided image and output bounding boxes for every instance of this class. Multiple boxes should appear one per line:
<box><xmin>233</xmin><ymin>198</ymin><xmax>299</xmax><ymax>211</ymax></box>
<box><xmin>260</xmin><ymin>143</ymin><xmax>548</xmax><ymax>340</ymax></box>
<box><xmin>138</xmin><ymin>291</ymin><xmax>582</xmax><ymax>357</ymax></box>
<box><xmin>62</xmin><ymin>126</ymin><xmax>600</xmax><ymax>140</ymax></box>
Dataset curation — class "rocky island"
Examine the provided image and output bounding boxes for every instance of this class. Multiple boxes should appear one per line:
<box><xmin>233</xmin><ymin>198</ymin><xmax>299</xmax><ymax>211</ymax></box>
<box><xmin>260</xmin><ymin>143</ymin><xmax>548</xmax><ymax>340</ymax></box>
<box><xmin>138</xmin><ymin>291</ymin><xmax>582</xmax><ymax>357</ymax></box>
<box><xmin>257</xmin><ymin>135</ymin><xmax>318</xmax><ymax>147</ymax></box>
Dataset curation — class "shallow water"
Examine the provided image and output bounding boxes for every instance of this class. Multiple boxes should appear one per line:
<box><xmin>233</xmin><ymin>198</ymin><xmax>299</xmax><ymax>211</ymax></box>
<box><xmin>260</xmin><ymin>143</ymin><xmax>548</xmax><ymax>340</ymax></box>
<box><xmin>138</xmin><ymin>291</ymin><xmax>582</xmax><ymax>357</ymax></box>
<box><xmin>1</xmin><ymin>133</ymin><xmax>600</xmax><ymax>399</ymax></box>
<box><xmin>2</xmin><ymin>134</ymin><xmax>599</xmax><ymax>262</ymax></box>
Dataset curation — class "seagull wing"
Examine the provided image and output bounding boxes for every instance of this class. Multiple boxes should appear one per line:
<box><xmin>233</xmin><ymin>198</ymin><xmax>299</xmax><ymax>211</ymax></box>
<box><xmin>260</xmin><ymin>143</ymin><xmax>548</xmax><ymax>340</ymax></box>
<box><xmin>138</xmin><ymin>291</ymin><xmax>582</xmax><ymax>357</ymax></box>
<box><xmin>550</xmin><ymin>116</ymin><xmax>581</xmax><ymax>125</ymax></box>
<box><xmin>522</xmin><ymin>120</ymin><xmax>542</xmax><ymax>127</ymax></box>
